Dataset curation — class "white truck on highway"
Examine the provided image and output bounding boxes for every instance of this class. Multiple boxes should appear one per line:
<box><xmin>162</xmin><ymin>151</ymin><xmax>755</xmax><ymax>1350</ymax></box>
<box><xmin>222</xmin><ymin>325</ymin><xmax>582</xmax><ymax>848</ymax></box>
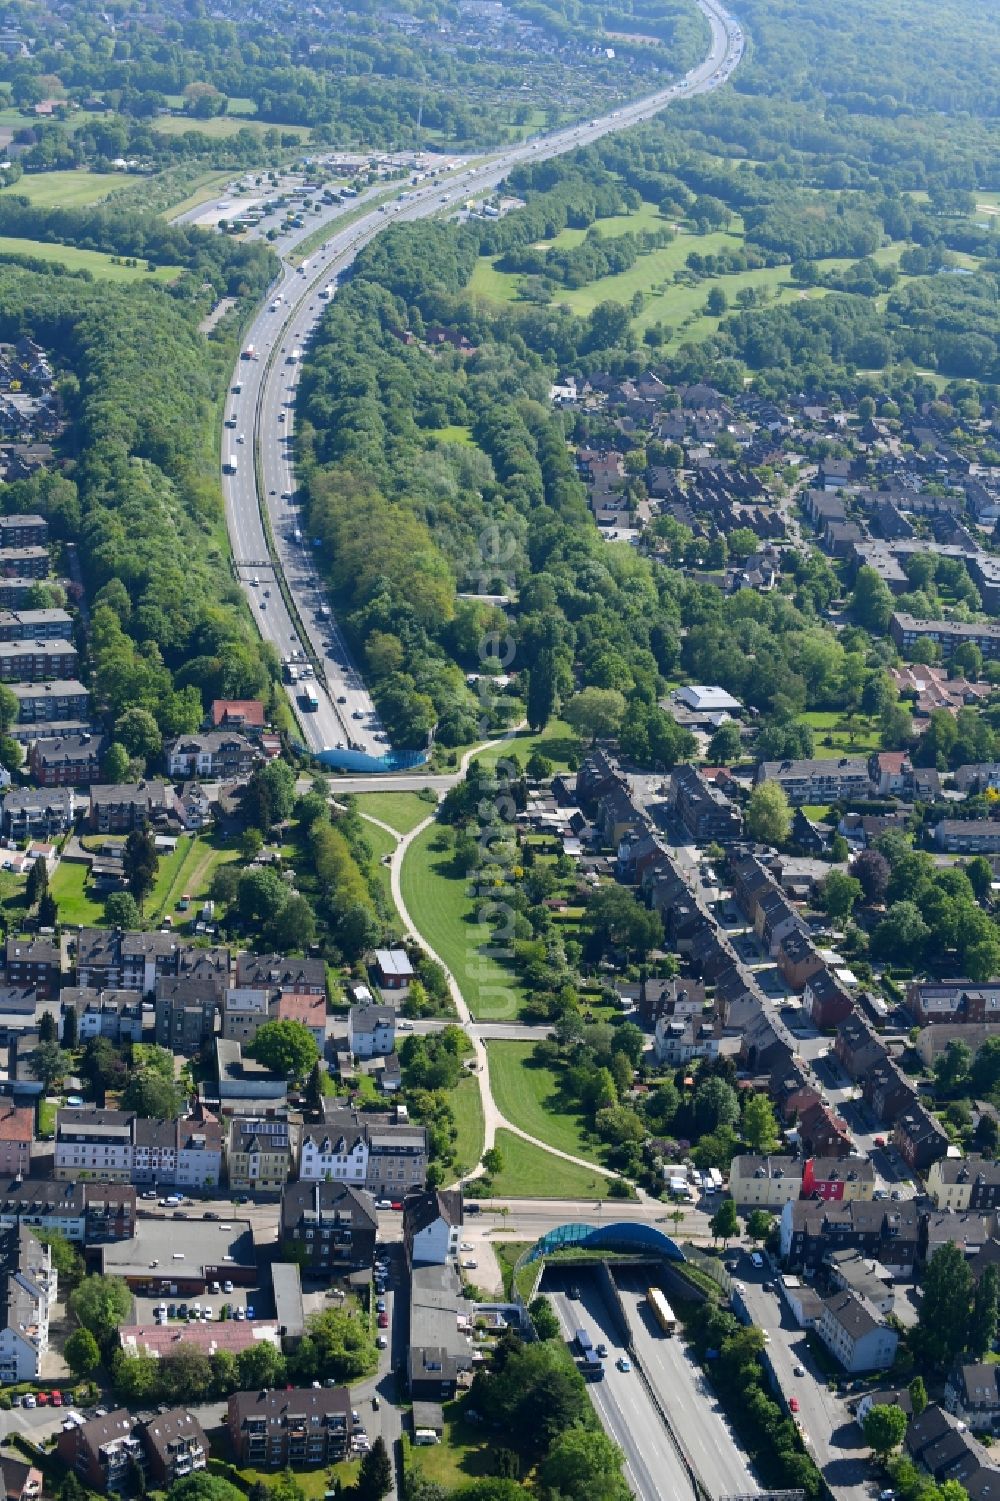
<box><xmin>224</xmin><ymin>454</ymin><xmax>238</xmax><ymax>474</ymax></box>
<box><xmin>287</xmin><ymin>348</ymin><xmax>302</xmax><ymax>364</ymax></box>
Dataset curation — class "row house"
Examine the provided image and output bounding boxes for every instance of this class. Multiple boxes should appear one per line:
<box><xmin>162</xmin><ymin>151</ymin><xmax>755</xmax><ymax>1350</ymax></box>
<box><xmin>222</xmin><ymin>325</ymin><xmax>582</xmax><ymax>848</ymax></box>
<box><xmin>226</xmin><ymin>1117</ymin><xmax>294</xmax><ymax>1195</ymax></box>
<box><xmin>804</xmin><ymin>967</ymin><xmax>855</xmax><ymax>1030</ymax></box>
<box><xmin>5</xmin><ymin>936</ymin><xmax>60</xmax><ymax>999</ymax></box>
<box><xmin>404</xmin><ymin>1189</ymin><xmax>463</xmax><ymax>1267</ymax></box>
<box><xmin>779</xmin><ymin>1197</ymin><xmax>920</xmax><ymax>1276</ymax></box>
<box><xmin>893</xmin><ymin>1103</ymin><xmax>950</xmax><ymax>1171</ymax></box>
<box><xmin>671</xmin><ymin>763</ymin><xmax>743</xmax><ymax>843</ymax></box>
<box><xmin>222</xmin><ymin>988</ymin><xmax>270</xmax><ymax>1045</ymax></box>
<box><xmin>596</xmin><ymin>782</ymin><xmax>644</xmax><ymax>847</ymax></box>
<box><xmin>729</xmin><ymin>853</ymin><xmax>777</xmax><ymax>923</ymax></box>
<box><xmin>754</xmin><ymin>756</ymin><xmax>874</xmax><ymax>805</ymax></box>
<box><xmin>62</xmin><ymin>987</ymin><xmax>144</xmax><ymax>1044</ymax></box>
<box><xmin>729</xmin><ymin>1155</ymin><xmax>802</xmax><ymax>1208</ymax></box>
<box><xmin>777</xmin><ymin>928</ymin><xmax>824</xmax><ymax>993</ymax></box>
<box><xmin>798</xmin><ymin>1101</ymin><xmax>854</xmax><ymax>1160</ymax></box>
<box><xmin>0</xmin><ymin>1179</ymin><xmax>134</xmax><ymax>1242</ymax></box>
<box><xmin>908</xmin><ymin>981</ymin><xmax>1000</xmax><ymax>1027</ymax></box>
<box><xmin>236</xmin><ymin>952</ymin><xmax>326</xmax><ymax>996</ymax></box>
<box><xmin>954</xmin><ymin>763</ymin><xmax>1000</xmax><ymax>795</ymax></box>
<box><xmin>300</xmin><ymin>1105</ymin><xmax>428</xmax><ymax>1199</ymax></box>
<box><xmin>54</xmin><ymin>1108</ymin><xmax>222</xmax><ymax>1188</ymax></box>
<box><xmin>29</xmin><ymin>733</ymin><xmax>103</xmax><ymax>787</ymax></box>
<box><xmin>945</xmin><ymin>1365</ymin><xmax>1000</xmax><ymax>1434</ymax></box>
<box><xmin>864</xmin><ymin>1056</ymin><xmax>915</xmax><ymax>1123</ymax></box>
<box><xmin>754</xmin><ymin>887</ymin><xmax>805</xmax><ymax>957</ymax></box>
<box><xmin>800</xmin><ymin>1155</ymin><xmax>875</xmax><ymax>1201</ymax></box>
<box><xmin>155</xmin><ymin>979</ymin><xmax>220</xmax><ymax>1054</ymax></box>
<box><xmin>165</xmin><ymin>731</ymin><xmax>260</xmax><ymax>781</ymax></box>
<box><xmin>76</xmin><ymin>928</ymin><xmax>231</xmax><ymax>999</ymax></box>
<box><xmin>273</xmin><ymin>991</ymin><xmax>326</xmax><ymax>1047</ymax></box>
<box><xmin>0</xmin><ymin>1228</ymin><xmax>55</xmax><ymax>1384</ymax></box>
<box><xmin>905</xmin><ymin>1403</ymin><xmax>994</xmax><ymax>1489</ymax></box>
<box><xmin>0</xmin><ymin>638</ymin><xmax>77</xmax><ymax>682</ymax></box>
<box><xmin>928</xmin><ymin>1157</ymin><xmax>1000</xmax><ymax>1213</ymax></box>
<box><xmin>279</xmin><ymin>1181</ymin><xmax>377</xmax><ymax>1276</ymax></box>
<box><xmin>0</xmin><ymin>1106</ymin><xmax>32</xmax><ymax>1178</ymax></box>
<box><xmin>90</xmin><ymin>781</ymin><xmax>180</xmax><ymax>834</ymax></box>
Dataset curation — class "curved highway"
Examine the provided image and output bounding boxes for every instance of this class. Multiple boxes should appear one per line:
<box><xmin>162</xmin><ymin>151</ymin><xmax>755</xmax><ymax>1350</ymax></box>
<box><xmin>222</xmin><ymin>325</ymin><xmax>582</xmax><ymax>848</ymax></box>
<box><xmin>222</xmin><ymin>0</ymin><xmax>745</xmax><ymax>770</ymax></box>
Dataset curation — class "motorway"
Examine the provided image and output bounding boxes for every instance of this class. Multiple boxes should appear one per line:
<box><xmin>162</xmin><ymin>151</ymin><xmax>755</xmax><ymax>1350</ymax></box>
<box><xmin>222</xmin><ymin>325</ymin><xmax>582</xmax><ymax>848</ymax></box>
<box><xmin>546</xmin><ymin>1274</ymin><xmax>698</xmax><ymax>1501</ymax></box>
<box><xmin>221</xmin><ymin>0</ymin><xmax>745</xmax><ymax>771</ymax></box>
<box><xmin>615</xmin><ymin>1272</ymin><xmax>755</xmax><ymax>1499</ymax></box>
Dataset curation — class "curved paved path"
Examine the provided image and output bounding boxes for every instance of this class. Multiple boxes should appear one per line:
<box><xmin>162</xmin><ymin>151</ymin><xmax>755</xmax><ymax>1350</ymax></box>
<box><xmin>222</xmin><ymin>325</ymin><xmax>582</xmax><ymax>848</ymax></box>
<box><xmin>353</xmin><ymin>733</ymin><xmax>634</xmax><ymax>1190</ymax></box>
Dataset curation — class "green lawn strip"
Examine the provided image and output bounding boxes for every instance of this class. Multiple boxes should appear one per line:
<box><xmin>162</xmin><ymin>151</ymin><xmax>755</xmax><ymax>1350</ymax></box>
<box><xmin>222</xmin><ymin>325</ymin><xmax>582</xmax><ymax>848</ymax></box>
<box><xmin>0</xmin><ymin>170</ymin><xmax>121</xmax><ymax>208</ymax></box>
<box><xmin>50</xmin><ymin>861</ymin><xmax>105</xmax><ymax>927</ymax></box>
<box><xmin>153</xmin><ymin>113</ymin><xmax>309</xmax><ymax>140</ymax></box>
<box><xmin>234</xmin><ymin>1461</ymin><xmax>360</xmax><ymax>1497</ymax></box>
<box><xmin>448</xmin><ymin>1073</ymin><xmax>486</xmax><ymax>1177</ymax></box>
<box><xmin>359</xmin><ymin>817</ymin><xmax>399</xmax><ymax>925</ymax></box>
<box><xmin>799</xmin><ymin>710</ymin><xmax>881</xmax><ymax>756</ymax></box>
<box><xmin>399</xmin><ymin>821</ymin><xmax>524</xmax><ymax>1021</ymax></box>
<box><xmin>425</xmin><ymin>424</ymin><xmax>475</xmax><ymax>444</ymax></box>
<box><xmin>471</xmin><ymin>719</ymin><xmax>580</xmax><ymax>774</ymax></box>
<box><xmin>404</xmin><ymin>1405</ymin><xmax>497</xmax><ymax>1489</ymax></box>
<box><xmin>492</xmin><ymin>1240</ymin><xmax>534</xmax><ymax>1300</ymax></box>
<box><xmin>144</xmin><ymin>837</ymin><xmax>198</xmax><ymax>922</ymax></box>
<box><xmin>0</xmin><ymin>235</ymin><xmax>181</xmax><ymax>282</ymax></box>
<box><xmin>487</xmin><ymin>1040</ymin><xmax>606</xmax><ymax>1165</ymax></box>
<box><xmin>37</xmin><ymin>1099</ymin><xmax>58</xmax><ymax>1136</ymax></box>
<box><xmin>487</xmin><ymin>1128</ymin><xmax>612</xmax><ymax>1198</ymax></box>
<box><xmin>354</xmin><ymin>791</ymin><xmax>434</xmax><ymax>835</ymax></box>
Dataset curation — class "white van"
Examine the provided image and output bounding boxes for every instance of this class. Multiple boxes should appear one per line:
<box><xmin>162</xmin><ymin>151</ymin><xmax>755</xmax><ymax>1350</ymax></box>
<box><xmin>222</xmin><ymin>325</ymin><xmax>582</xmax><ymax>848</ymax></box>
<box><xmin>414</xmin><ymin>1430</ymin><xmax>440</xmax><ymax>1446</ymax></box>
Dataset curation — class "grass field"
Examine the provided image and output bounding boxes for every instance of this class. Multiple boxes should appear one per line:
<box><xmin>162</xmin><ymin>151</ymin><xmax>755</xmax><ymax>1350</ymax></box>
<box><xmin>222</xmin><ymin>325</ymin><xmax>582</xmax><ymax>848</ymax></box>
<box><xmin>405</xmin><ymin>1407</ymin><xmax>496</xmax><ymax>1489</ymax></box>
<box><xmin>0</xmin><ymin>235</ymin><xmax>181</xmax><ymax>282</ymax></box>
<box><xmin>354</xmin><ymin>791</ymin><xmax>435</xmax><ymax>835</ymax></box>
<box><xmin>400</xmin><ymin>821</ymin><xmax>523</xmax><ymax>1021</ymax></box>
<box><xmin>471</xmin><ymin>719</ymin><xmax>580</xmax><ymax>775</ymax></box>
<box><xmin>449</xmin><ymin>1073</ymin><xmax>486</xmax><ymax>1177</ymax></box>
<box><xmin>0</xmin><ymin>170</ymin><xmax>120</xmax><ymax>208</ymax></box>
<box><xmin>146</xmin><ymin>834</ymin><xmax>240</xmax><ymax>925</ymax></box>
<box><xmin>426</xmin><ymin>424</ymin><xmax>475</xmax><ymax>445</ymax></box>
<box><xmin>487</xmin><ymin>1040</ymin><xmax>604</xmax><ymax>1164</ymax></box>
<box><xmin>467</xmin><ymin>205</ymin><xmax>920</xmax><ymax>351</ymax></box>
<box><xmin>800</xmin><ymin>710</ymin><xmax>881</xmax><ymax>756</ymax></box>
<box><xmin>50</xmin><ymin>861</ymin><xmax>105</xmax><ymax>927</ymax></box>
<box><xmin>488</xmin><ymin>1128</ymin><xmax>612</xmax><ymax>1198</ymax></box>
<box><xmin>154</xmin><ymin>113</ymin><xmax>309</xmax><ymax>140</ymax></box>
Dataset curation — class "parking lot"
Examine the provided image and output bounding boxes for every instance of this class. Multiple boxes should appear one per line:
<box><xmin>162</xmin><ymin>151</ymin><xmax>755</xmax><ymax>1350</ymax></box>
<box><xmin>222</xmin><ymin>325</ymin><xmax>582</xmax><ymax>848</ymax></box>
<box><xmin>132</xmin><ymin>1281</ymin><xmax>258</xmax><ymax>1327</ymax></box>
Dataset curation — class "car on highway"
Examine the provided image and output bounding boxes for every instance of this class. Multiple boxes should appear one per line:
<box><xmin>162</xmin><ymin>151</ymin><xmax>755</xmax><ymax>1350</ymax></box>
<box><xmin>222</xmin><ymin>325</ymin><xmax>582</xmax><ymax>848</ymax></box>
<box><xmin>616</xmin><ymin>1357</ymin><xmax>631</xmax><ymax>1373</ymax></box>
<box><xmin>793</xmin><ymin>1364</ymin><xmax>805</xmax><ymax>1377</ymax></box>
<box><xmin>789</xmin><ymin>1397</ymin><xmax>799</xmax><ymax>1413</ymax></box>
<box><xmin>338</xmin><ymin>695</ymin><xmax>347</xmax><ymax>703</ymax></box>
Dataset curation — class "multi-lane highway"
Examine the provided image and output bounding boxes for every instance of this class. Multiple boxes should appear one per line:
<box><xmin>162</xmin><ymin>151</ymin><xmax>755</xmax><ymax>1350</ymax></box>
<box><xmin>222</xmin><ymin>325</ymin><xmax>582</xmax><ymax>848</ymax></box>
<box><xmin>221</xmin><ymin>0</ymin><xmax>745</xmax><ymax>770</ymax></box>
<box><xmin>546</xmin><ymin>1275</ymin><xmax>698</xmax><ymax>1501</ymax></box>
<box><xmin>615</xmin><ymin>1273</ymin><xmax>756</xmax><ymax>1499</ymax></box>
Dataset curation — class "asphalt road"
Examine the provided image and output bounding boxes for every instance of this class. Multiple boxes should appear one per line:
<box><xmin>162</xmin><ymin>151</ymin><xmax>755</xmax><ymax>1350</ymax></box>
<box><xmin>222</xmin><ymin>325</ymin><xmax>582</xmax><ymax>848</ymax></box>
<box><xmin>222</xmin><ymin>0</ymin><xmax>745</xmax><ymax>769</ymax></box>
<box><xmin>614</xmin><ymin>1273</ymin><xmax>755</xmax><ymax>1499</ymax></box>
<box><xmin>547</xmin><ymin>1279</ymin><xmax>697</xmax><ymax>1501</ymax></box>
<box><xmin>734</xmin><ymin>1257</ymin><xmax>871</xmax><ymax>1501</ymax></box>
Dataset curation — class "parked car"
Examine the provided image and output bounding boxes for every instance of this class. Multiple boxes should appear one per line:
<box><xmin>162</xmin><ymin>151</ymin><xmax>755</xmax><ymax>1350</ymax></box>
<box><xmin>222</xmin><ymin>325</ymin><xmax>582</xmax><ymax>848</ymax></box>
<box><xmin>378</xmin><ymin>1312</ymin><xmax>389</xmax><ymax>1328</ymax></box>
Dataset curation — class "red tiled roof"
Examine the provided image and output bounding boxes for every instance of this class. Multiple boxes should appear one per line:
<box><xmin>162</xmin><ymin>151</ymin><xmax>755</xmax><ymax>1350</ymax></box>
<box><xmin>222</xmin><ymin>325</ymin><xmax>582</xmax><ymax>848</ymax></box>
<box><xmin>0</xmin><ymin>1105</ymin><xmax>34</xmax><ymax>1142</ymax></box>
<box><xmin>276</xmin><ymin>992</ymin><xmax>326</xmax><ymax>1026</ymax></box>
<box><xmin>120</xmin><ymin>1321</ymin><xmax>280</xmax><ymax>1359</ymax></box>
<box><xmin>211</xmin><ymin>699</ymin><xmax>265</xmax><ymax>728</ymax></box>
